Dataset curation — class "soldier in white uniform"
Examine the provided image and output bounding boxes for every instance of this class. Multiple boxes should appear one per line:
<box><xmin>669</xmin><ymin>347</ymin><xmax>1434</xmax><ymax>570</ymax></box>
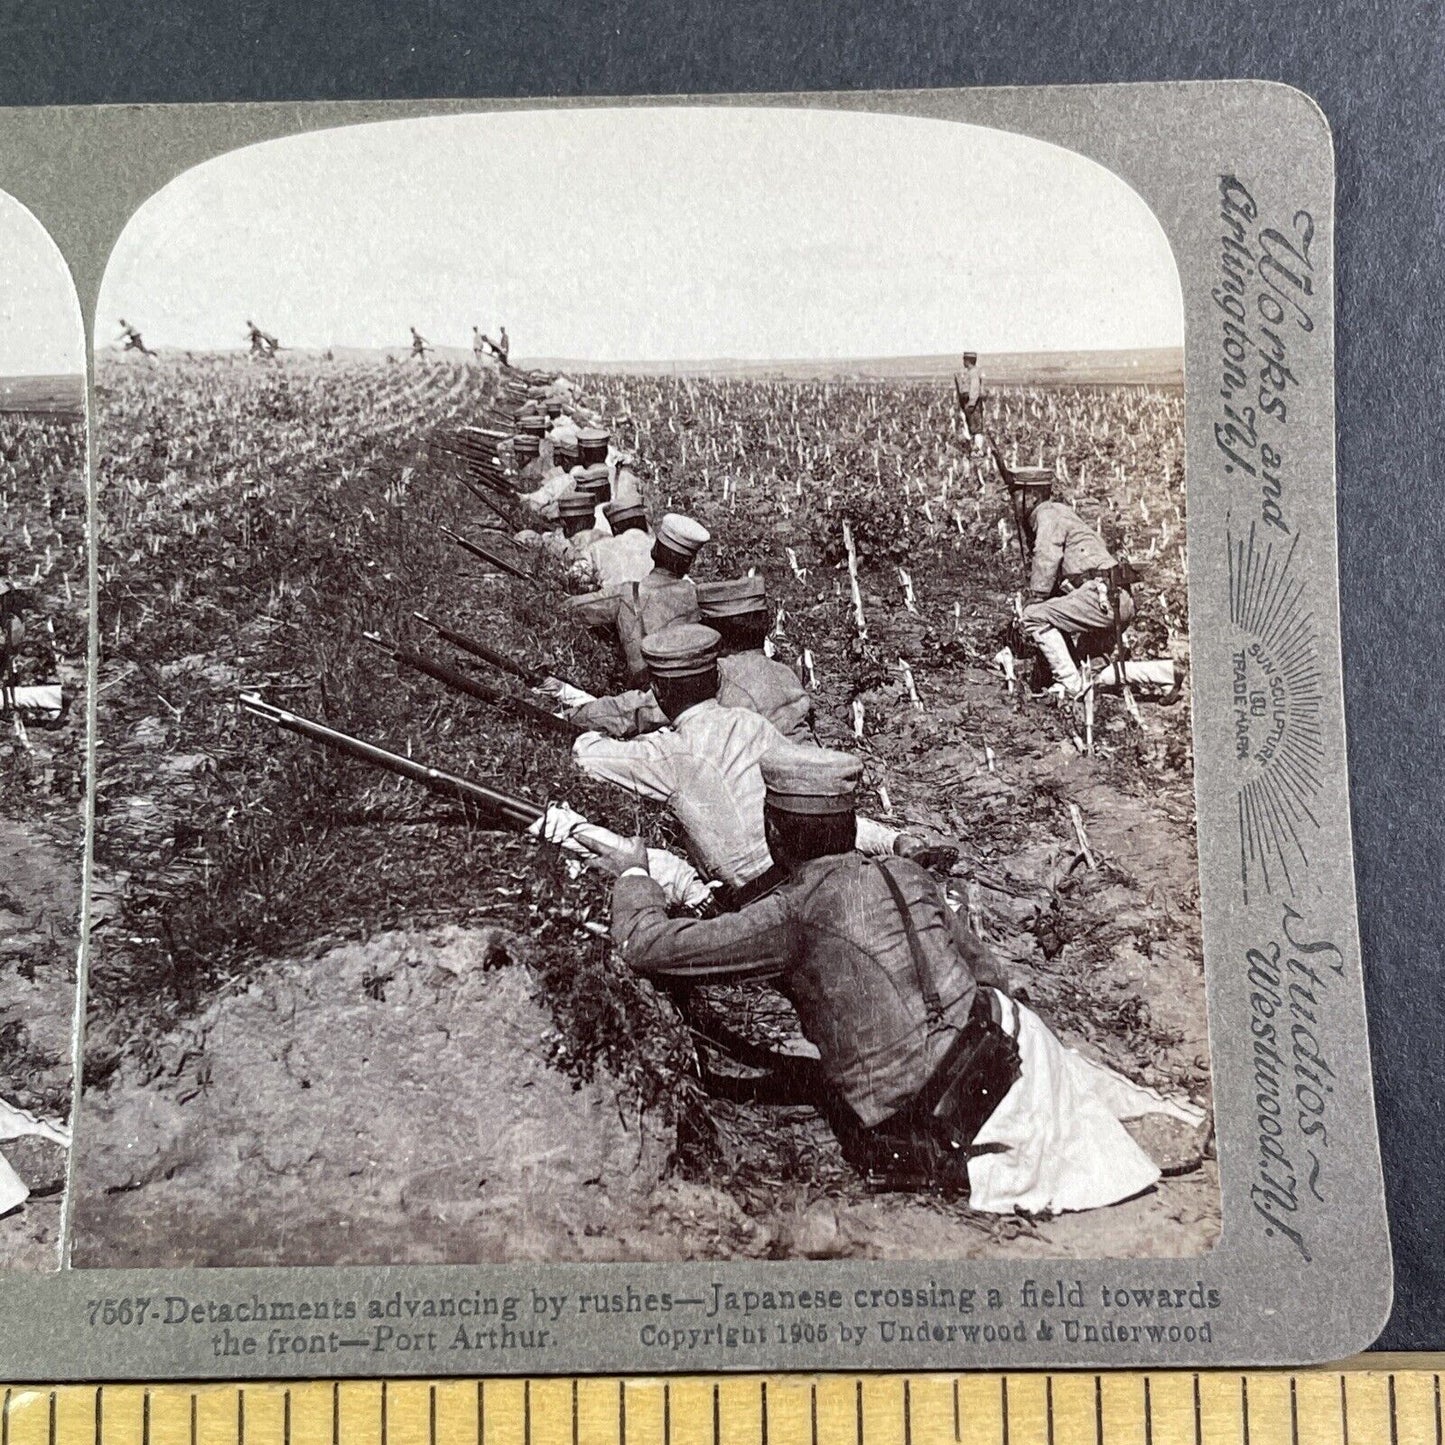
<box><xmin>571</xmin><ymin>624</ymin><xmax>944</xmax><ymax>910</ymax></box>
<box><xmin>567</xmin><ymin>514</ymin><xmax>709</xmax><ymax>687</ymax></box>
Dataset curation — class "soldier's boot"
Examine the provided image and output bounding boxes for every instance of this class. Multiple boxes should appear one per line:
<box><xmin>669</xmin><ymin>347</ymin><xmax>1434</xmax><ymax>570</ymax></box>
<box><xmin>1034</xmin><ymin>627</ymin><xmax>1085</xmax><ymax>699</ymax></box>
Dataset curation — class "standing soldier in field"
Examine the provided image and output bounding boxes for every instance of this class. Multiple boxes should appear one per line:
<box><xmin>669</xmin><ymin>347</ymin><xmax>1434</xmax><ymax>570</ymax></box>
<box><xmin>115</xmin><ymin>320</ymin><xmax>156</xmax><ymax>359</ymax></box>
<box><xmin>954</xmin><ymin>351</ymin><xmax>984</xmax><ymax>442</ymax></box>
<box><xmin>472</xmin><ymin>326</ymin><xmax>488</xmax><ymax>367</ymax></box>
<box><xmin>409</xmin><ymin>327</ymin><xmax>431</xmax><ymax>361</ymax></box>
<box><xmin>566</xmin><ymin>513</ymin><xmax>710</xmax><ymax>687</ymax></box>
<box><xmin>1007</xmin><ymin>466</ymin><xmax>1135</xmax><ymax>698</ymax></box>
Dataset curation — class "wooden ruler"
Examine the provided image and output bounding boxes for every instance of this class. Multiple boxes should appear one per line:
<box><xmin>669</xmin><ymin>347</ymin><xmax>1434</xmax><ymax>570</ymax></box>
<box><xmin>1</xmin><ymin>1364</ymin><xmax>1442</xmax><ymax>1445</ymax></box>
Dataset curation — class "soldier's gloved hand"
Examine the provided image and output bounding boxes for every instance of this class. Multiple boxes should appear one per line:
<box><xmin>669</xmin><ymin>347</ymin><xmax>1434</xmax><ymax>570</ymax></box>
<box><xmin>644</xmin><ymin>849</ymin><xmax>717</xmax><ymax>911</ymax></box>
<box><xmin>534</xmin><ymin>677</ymin><xmax>595</xmax><ymax>709</ymax></box>
<box><xmin>527</xmin><ymin>802</ymin><xmax>590</xmax><ymax>846</ymax></box>
<box><xmin>895</xmin><ymin>834</ymin><xmax>960</xmax><ymax>873</ymax></box>
<box><xmin>566</xmin><ymin>829</ymin><xmax>648</xmax><ymax>878</ymax></box>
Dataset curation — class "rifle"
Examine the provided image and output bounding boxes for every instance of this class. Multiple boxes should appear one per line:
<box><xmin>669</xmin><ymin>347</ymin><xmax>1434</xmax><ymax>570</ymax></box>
<box><xmin>440</xmin><ymin>526</ymin><xmax>540</xmax><ymax>587</ymax></box>
<box><xmin>238</xmin><ymin>693</ymin><xmax>714</xmax><ymax>910</ymax></box>
<box><xmin>987</xmin><ymin>439</ymin><xmax>1032</xmax><ymax>572</ymax></box>
<box><xmin>239</xmin><ymin>693</ymin><xmax>538</xmax><ymax>827</ymax></box>
<box><xmin>363</xmin><ymin>633</ymin><xmax>582</xmax><ymax>739</ymax></box>
<box><xmin>1108</xmin><ymin>560</ymin><xmax>1138</xmax><ymax>717</ymax></box>
<box><xmin>412</xmin><ymin>611</ymin><xmax>582</xmax><ymax>692</ymax></box>
<box><xmin>457</xmin><ymin>473</ymin><xmax>521</xmax><ymax>529</ymax></box>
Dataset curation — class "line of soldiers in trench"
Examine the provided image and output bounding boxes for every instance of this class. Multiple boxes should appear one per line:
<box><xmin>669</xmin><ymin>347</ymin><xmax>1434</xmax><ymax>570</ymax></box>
<box><xmin>431</xmin><ymin>363</ymin><xmax>1206</xmax><ymax>1213</ymax></box>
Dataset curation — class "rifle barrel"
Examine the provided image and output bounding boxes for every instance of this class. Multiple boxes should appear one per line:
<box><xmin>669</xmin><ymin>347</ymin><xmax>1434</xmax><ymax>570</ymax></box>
<box><xmin>238</xmin><ymin>694</ymin><xmax>541</xmax><ymax>826</ymax></box>
<box><xmin>411</xmin><ymin>612</ymin><xmax>581</xmax><ymax>693</ymax></box>
<box><xmin>369</xmin><ymin>635</ymin><xmax>580</xmax><ymax>740</ymax></box>
<box><xmin>440</xmin><ymin>527</ymin><xmax>538</xmax><ymax>586</ymax></box>
<box><xmin>458</xmin><ymin>475</ymin><xmax>520</xmax><ymax>529</ymax></box>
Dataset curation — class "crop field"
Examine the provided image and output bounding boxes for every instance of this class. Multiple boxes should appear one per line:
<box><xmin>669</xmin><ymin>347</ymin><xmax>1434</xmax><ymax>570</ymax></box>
<box><xmin>0</xmin><ymin>402</ymin><xmax>87</xmax><ymax>1270</ymax></box>
<box><xmin>73</xmin><ymin>352</ymin><xmax>1212</xmax><ymax>1267</ymax></box>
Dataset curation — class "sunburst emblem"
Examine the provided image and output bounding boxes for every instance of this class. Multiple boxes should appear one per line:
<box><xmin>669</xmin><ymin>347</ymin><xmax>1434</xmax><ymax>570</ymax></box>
<box><xmin>1227</xmin><ymin>519</ymin><xmax>1327</xmax><ymax>902</ymax></box>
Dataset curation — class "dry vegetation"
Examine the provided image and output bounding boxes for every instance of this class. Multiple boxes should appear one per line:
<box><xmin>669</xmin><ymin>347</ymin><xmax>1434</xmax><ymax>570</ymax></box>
<box><xmin>85</xmin><ymin>353</ymin><xmax>1204</xmax><ymax>1242</ymax></box>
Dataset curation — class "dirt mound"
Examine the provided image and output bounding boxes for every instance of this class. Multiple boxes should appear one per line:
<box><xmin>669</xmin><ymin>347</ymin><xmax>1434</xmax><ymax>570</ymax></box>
<box><xmin>72</xmin><ymin>912</ymin><xmax>1218</xmax><ymax>1267</ymax></box>
<box><xmin>72</xmin><ymin>925</ymin><xmax>678</xmax><ymax>1267</ymax></box>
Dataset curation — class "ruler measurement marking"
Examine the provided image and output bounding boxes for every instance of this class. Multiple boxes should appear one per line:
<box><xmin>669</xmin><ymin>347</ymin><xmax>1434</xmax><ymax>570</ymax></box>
<box><xmin>32</xmin><ymin>1370</ymin><xmax>1445</xmax><ymax>1445</ymax></box>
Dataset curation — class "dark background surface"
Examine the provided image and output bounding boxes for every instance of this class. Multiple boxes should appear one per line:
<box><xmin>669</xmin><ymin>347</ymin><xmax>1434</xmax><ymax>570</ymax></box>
<box><xmin>1</xmin><ymin>0</ymin><xmax>1440</xmax><ymax>1351</ymax></box>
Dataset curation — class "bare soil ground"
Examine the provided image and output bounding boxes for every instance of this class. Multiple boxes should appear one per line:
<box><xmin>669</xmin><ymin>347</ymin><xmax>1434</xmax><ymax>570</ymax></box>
<box><xmin>72</xmin><ymin>358</ymin><xmax>1214</xmax><ymax>1266</ymax></box>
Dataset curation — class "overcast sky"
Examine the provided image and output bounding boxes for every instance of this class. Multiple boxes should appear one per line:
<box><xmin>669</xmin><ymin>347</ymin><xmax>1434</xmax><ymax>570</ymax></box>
<box><xmin>0</xmin><ymin>192</ymin><xmax>83</xmax><ymax>376</ymax></box>
<box><xmin>98</xmin><ymin>107</ymin><xmax>1183</xmax><ymax>362</ymax></box>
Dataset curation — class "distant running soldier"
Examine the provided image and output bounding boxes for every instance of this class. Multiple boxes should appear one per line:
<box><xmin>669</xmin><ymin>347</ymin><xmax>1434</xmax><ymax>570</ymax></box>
<box><xmin>246</xmin><ymin>320</ymin><xmax>279</xmax><ymax>359</ymax></box>
<box><xmin>954</xmin><ymin>351</ymin><xmax>984</xmax><ymax>438</ymax></box>
<box><xmin>116</xmin><ymin>320</ymin><xmax>156</xmax><ymax>358</ymax></box>
<box><xmin>479</xmin><ymin>325</ymin><xmax>509</xmax><ymax>366</ymax></box>
<box><xmin>409</xmin><ymin>327</ymin><xmax>431</xmax><ymax>361</ymax></box>
<box><xmin>1007</xmin><ymin>466</ymin><xmax>1135</xmax><ymax>698</ymax></box>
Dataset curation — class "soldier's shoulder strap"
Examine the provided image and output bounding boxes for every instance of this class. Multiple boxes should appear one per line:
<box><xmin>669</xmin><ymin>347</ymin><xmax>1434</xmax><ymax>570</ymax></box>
<box><xmin>874</xmin><ymin>859</ymin><xmax>945</xmax><ymax>1027</ymax></box>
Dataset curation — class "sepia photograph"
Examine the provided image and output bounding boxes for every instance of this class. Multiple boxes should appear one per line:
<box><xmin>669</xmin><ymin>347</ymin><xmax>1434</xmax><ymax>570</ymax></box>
<box><xmin>71</xmin><ymin>105</ymin><xmax>1215</xmax><ymax>1270</ymax></box>
<box><xmin>0</xmin><ymin>189</ymin><xmax>86</xmax><ymax>1270</ymax></box>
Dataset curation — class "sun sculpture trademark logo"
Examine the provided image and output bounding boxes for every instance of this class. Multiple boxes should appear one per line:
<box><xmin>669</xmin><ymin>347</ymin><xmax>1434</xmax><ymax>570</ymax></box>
<box><xmin>1227</xmin><ymin>519</ymin><xmax>1326</xmax><ymax>902</ymax></box>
